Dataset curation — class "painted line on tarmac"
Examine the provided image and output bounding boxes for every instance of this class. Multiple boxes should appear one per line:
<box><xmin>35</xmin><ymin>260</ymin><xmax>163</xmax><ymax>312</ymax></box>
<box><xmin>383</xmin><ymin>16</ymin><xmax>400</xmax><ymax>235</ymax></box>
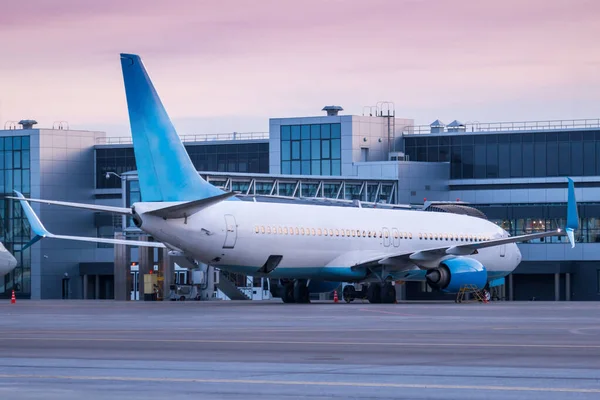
<box><xmin>3</xmin><ymin>337</ymin><xmax>600</xmax><ymax>349</ymax></box>
<box><xmin>0</xmin><ymin>373</ymin><xmax>598</xmax><ymax>393</ymax></box>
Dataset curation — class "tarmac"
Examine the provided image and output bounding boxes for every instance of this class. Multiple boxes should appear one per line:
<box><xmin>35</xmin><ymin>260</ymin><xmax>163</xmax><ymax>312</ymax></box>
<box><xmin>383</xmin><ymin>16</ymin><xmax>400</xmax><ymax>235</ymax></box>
<box><xmin>1</xmin><ymin>300</ymin><xmax>600</xmax><ymax>399</ymax></box>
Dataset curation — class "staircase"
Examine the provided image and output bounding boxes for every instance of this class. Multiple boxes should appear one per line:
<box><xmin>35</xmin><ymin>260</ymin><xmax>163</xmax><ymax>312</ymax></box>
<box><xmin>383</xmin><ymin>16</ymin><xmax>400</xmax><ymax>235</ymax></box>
<box><xmin>217</xmin><ymin>270</ymin><xmax>252</xmax><ymax>300</ymax></box>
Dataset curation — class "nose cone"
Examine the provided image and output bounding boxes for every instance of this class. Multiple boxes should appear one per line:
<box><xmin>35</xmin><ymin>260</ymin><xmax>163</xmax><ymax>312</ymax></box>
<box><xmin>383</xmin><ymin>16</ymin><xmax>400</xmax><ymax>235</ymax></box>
<box><xmin>513</xmin><ymin>243</ymin><xmax>522</xmax><ymax>265</ymax></box>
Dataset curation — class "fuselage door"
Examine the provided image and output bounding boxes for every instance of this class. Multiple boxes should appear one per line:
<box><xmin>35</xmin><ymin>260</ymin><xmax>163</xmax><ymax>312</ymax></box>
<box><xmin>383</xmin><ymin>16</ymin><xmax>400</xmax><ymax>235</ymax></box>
<box><xmin>392</xmin><ymin>228</ymin><xmax>400</xmax><ymax>247</ymax></box>
<box><xmin>223</xmin><ymin>214</ymin><xmax>237</xmax><ymax>249</ymax></box>
<box><xmin>382</xmin><ymin>228</ymin><xmax>391</xmax><ymax>247</ymax></box>
<box><xmin>500</xmin><ymin>244</ymin><xmax>506</xmax><ymax>257</ymax></box>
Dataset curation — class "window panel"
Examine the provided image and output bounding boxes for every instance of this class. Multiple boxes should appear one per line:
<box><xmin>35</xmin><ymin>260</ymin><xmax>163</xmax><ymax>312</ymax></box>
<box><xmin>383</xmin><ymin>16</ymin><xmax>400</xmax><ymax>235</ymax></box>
<box><xmin>301</xmin><ymin>161</ymin><xmax>311</xmax><ymax>175</ymax></box>
<box><xmin>510</xmin><ymin>142</ymin><xmax>522</xmax><ymax>177</ymax></box>
<box><xmin>546</xmin><ymin>141</ymin><xmax>558</xmax><ymax>176</ymax></box>
<box><xmin>558</xmin><ymin>142</ymin><xmax>570</xmax><ymax>176</ymax></box>
<box><xmin>291</xmin><ymin>161</ymin><xmax>301</xmax><ymax>175</ymax></box>
<box><xmin>331</xmin><ymin>139</ymin><xmax>341</xmax><ymax>159</ymax></box>
<box><xmin>321</xmin><ymin>140</ymin><xmax>330</xmax><ymax>159</ymax></box>
<box><xmin>498</xmin><ymin>143</ymin><xmax>509</xmax><ymax>178</ymax></box>
<box><xmin>522</xmin><ymin>142</ymin><xmax>534</xmax><ymax>177</ymax></box>
<box><xmin>311</xmin><ymin>160</ymin><xmax>321</xmax><ymax>175</ymax></box>
<box><xmin>571</xmin><ymin>141</ymin><xmax>583</xmax><ymax>176</ymax></box>
<box><xmin>474</xmin><ymin>144</ymin><xmax>486</xmax><ymax>178</ymax></box>
<box><xmin>281</xmin><ymin>141</ymin><xmax>290</xmax><ymax>161</ymax></box>
<box><xmin>311</xmin><ymin>124</ymin><xmax>321</xmax><ymax>140</ymax></box>
<box><xmin>4</xmin><ymin>152</ymin><xmax>12</xmax><ymax>169</ymax></box>
<box><xmin>281</xmin><ymin>161</ymin><xmax>290</xmax><ymax>174</ymax></box>
<box><xmin>584</xmin><ymin>143</ymin><xmax>595</xmax><ymax>175</ymax></box>
<box><xmin>534</xmin><ymin>142</ymin><xmax>546</xmax><ymax>177</ymax></box>
<box><xmin>321</xmin><ymin>124</ymin><xmax>331</xmax><ymax>139</ymax></box>
<box><xmin>311</xmin><ymin>140</ymin><xmax>320</xmax><ymax>159</ymax></box>
<box><xmin>461</xmin><ymin>146</ymin><xmax>474</xmax><ymax>179</ymax></box>
<box><xmin>331</xmin><ymin>123</ymin><xmax>341</xmax><ymax>139</ymax></box>
<box><xmin>331</xmin><ymin>160</ymin><xmax>341</xmax><ymax>175</ymax></box>
<box><xmin>301</xmin><ymin>140</ymin><xmax>311</xmax><ymax>160</ymax></box>
<box><xmin>486</xmin><ymin>143</ymin><xmax>498</xmax><ymax>178</ymax></box>
<box><xmin>291</xmin><ymin>141</ymin><xmax>300</xmax><ymax>160</ymax></box>
<box><xmin>291</xmin><ymin>125</ymin><xmax>301</xmax><ymax>140</ymax></box>
<box><xmin>301</xmin><ymin>125</ymin><xmax>310</xmax><ymax>140</ymax></box>
<box><xmin>12</xmin><ymin>137</ymin><xmax>21</xmax><ymax>150</ymax></box>
<box><xmin>321</xmin><ymin>160</ymin><xmax>331</xmax><ymax>175</ymax></box>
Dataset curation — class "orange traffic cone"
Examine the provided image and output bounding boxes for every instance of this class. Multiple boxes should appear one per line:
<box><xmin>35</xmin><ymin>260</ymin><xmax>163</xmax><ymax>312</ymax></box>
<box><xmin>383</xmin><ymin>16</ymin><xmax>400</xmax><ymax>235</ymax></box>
<box><xmin>10</xmin><ymin>290</ymin><xmax>16</xmax><ymax>304</ymax></box>
<box><xmin>333</xmin><ymin>290</ymin><xmax>338</xmax><ymax>303</ymax></box>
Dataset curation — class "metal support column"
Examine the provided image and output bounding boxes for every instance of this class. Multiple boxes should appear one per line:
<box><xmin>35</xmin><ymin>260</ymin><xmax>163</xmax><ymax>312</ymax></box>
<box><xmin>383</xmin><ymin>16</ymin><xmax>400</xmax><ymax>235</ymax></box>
<box><xmin>565</xmin><ymin>272</ymin><xmax>571</xmax><ymax>301</ymax></box>
<box><xmin>138</xmin><ymin>236</ymin><xmax>153</xmax><ymax>300</ymax></box>
<box><xmin>82</xmin><ymin>274</ymin><xmax>88</xmax><ymax>300</ymax></box>
<box><xmin>113</xmin><ymin>233</ymin><xmax>131</xmax><ymax>301</ymax></box>
<box><xmin>160</xmin><ymin>248</ymin><xmax>174</xmax><ymax>301</ymax></box>
<box><xmin>508</xmin><ymin>274</ymin><xmax>514</xmax><ymax>301</ymax></box>
<box><xmin>95</xmin><ymin>275</ymin><xmax>100</xmax><ymax>299</ymax></box>
<box><xmin>554</xmin><ymin>273</ymin><xmax>560</xmax><ymax>301</ymax></box>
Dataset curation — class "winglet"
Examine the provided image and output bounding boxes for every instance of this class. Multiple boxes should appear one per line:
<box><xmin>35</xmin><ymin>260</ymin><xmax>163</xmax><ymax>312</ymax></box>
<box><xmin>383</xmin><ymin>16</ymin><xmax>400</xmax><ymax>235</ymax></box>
<box><xmin>14</xmin><ymin>190</ymin><xmax>51</xmax><ymax>250</ymax></box>
<box><xmin>566</xmin><ymin>178</ymin><xmax>579</xmax><ymax>248</ymax></box>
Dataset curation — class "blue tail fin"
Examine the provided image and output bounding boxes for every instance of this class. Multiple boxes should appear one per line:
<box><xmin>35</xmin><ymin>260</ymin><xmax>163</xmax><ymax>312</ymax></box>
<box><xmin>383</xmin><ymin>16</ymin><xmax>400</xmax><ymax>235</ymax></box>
<box><xmin>566</xmin><ymin>177</ymin><xmax>579</xmax><ymax>248</ymax></box>
<box><xmin>120</xmin><ymin>53</ymin><xmax>227</xmax><ymax>202</ymax></box>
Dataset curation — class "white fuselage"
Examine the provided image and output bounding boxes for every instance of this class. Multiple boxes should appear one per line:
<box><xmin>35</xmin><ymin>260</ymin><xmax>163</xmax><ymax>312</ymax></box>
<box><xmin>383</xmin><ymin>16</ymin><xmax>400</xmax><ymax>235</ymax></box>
<box><xmin>134</xmin><ymin>201</ymin><xmax>521</xmax><ymax>281</ymax></box>
<box><xmin>0</xmin><ymin>242</ymin><xmax>17</xmax><ymax>276</ymax></box>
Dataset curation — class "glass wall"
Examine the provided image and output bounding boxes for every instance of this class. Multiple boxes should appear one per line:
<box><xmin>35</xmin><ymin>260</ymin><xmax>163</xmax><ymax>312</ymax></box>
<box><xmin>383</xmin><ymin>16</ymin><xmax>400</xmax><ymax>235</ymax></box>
<box><xmin>0</xmin><ymin>136</ymin><xmax>31</xmax><ymax>298</ymax></box>
<box><xmin>476</xmin><ymin>203</ymin><xmax>600</xmax><ymax>243</ymax></box>
<box><xmin>404</xmin><ymin>131</ymin><xmax>600</xmax><ymax>179</ymax></box>
<box><xmin>280</xmin><ymin>123</ymin><xmax>342</xmax><ymax>176</ymax></box>
<box><xmin>96</xmin><ymin>143</ymin><xmax>269</xmax><ymax>189</ymax></box>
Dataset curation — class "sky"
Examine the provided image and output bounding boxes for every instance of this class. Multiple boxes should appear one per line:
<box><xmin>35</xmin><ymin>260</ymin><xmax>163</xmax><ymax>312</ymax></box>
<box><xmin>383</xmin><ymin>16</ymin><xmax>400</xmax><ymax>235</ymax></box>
<box><xmin>0</xmin><ymin>0</ymin><xmax>598</xmax><ymax>136</ymax></box>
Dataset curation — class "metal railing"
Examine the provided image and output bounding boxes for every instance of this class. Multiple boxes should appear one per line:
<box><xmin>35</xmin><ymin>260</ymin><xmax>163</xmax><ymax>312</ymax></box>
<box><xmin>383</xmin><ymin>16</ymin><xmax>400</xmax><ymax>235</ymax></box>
<box><xmin>96</xmin><ymin>131</ymin><xmax>269</xmax><ymax>144</ymax></box>
<box><xmin>403</xmin><ymin>118</ymin><xmax>600</xmax><ymax>135</ymax></box>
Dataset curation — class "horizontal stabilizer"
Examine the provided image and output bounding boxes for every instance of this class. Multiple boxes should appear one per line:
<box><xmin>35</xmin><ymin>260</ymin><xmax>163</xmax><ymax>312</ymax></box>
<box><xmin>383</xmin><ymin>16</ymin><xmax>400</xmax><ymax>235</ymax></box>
<box><xmin>4</xmin><ymin>195</ymin><xmax>132</xmax><ymax>215</ymax></box>
<box><xmin>13</xmin><ymin>191</ymin><xmax>165</xmax><ymax>250</ymax></box>
<box><xmin>146</xmin><ymin>192</ymin><xmax>236</xmax><ymax>219</ymax></box>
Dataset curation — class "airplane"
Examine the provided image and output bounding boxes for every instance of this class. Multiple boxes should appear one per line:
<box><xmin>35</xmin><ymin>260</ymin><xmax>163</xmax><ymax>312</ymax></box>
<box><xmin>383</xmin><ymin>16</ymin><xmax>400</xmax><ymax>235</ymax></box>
<box><xmin>0</xmin><ymin>241</ymin><xmax>18</xmax><ymax>276</ymax></box>
<box><xmin>7</xmin><ymin>53</ymin><xmax>580</xmax><ymax>304</ymax></box>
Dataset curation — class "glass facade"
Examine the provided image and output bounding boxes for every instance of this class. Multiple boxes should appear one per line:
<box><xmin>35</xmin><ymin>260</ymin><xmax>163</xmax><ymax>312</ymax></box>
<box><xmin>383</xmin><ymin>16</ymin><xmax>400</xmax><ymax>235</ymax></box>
<box><xmin>477</xmin><ymin>203</ymin><xmax>600</xmax><ymax>243</ymax></box>
<box><xmin>0</xmin><ymin>136</ymin><xmax>31</xmax><ymax>298</ymax></box>
<box><xmin>404</xmin><ymin>131</ymin><xmax>600</xmax><ymax>179</ymax></box>
<box><xmin>96</xmin><ymin>143</ymin><xmax>269</xmax><ymax>189</ymax></box>
<box><xmin>280</xmin><ymin>124</ymin><xmax>342</xmax><ymax>176</ymax></box>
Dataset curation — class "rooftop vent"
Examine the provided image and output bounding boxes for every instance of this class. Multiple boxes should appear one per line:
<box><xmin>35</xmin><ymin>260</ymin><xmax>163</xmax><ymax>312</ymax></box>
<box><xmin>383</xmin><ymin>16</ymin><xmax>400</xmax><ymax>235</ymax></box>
<box><xmin>430</xmin><ymin>119</ymin><xmax>445</xmax><ymax>134</ymax></box>
<box><xmin>447</xmin><ymin>120</ymin><xmax>466</xmax><ymax>133</ymax></box>
<box><xmin>322</xmin><ymin>105</ymin><xmax>343</xmax><ymax>116</ymax></box>
<box><xmin>18</xmin><ymin>119</ymin><xmax>38</xmax><ymax>129</ymax></box>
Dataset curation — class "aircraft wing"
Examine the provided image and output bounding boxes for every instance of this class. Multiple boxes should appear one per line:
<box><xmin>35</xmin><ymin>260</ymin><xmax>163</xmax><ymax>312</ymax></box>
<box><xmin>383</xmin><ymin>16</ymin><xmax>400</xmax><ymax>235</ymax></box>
<box><xmin>12</xmin><ymin>191</ymin><xmax>165</xmax><ymax>250</ymax></box>
<box><xmin>5</xmin><ymin>193</ymin><xmax>132</xmax><ymax>215</ymax></box>
<box><xmin>352</xmin><ymin>177</ymin><xmax>579</xmax><ymax>272</ymax></box>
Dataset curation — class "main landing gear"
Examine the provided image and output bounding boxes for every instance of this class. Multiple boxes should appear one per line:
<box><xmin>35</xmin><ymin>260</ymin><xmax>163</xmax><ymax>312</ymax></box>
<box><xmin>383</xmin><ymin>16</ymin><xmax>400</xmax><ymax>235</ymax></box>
<box><xmin>343</xmin><ymin>282</ymin><xmax>396</xmax><ymax>304</ymax></box>
<box><xmin>280</xmin><ymin>279</ymin><xmax>310</xmax><ymax>303</ymax></box>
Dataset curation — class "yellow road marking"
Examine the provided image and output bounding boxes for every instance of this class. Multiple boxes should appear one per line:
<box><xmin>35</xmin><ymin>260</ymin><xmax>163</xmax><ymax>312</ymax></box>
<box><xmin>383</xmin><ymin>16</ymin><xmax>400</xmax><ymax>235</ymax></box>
<box><xmin>0</xmin><ymin>374</ymin><xmax>598</xmax><ymax>393</ymax></box>
<box><xmin>3</xmin><ymin>337</ymin><xmax>600</xmax><ymax>349</ymax></box>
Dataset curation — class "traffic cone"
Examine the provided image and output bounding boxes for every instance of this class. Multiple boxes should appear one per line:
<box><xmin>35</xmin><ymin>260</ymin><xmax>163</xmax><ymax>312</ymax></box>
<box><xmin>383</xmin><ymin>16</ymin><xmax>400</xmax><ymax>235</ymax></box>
<box><xmin>333</xmin><ymin>290</ymin><xmax>338</xmax><ymax>303</ymax></box>
<box><xmin>10</xmin><ymin>290</ymin><xmax>16</xmax><ymax>304</ymax></box>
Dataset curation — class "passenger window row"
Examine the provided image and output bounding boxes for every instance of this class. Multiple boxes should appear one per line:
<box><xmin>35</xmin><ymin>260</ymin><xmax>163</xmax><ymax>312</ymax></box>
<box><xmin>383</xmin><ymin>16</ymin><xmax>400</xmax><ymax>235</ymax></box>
<box><xmin>253</xmin><ymin>225</ymin><xmax>404</xmax><ymax>239</ymax></box>
<box><xmin>253</xmin><ymin>226</ymin><xmax>490</xmax><ymax>242</ymax></box>
<box><xmin>418</xmin><ymin>233</ymin><xmax>490</xmax><ymax>242</ymax></box>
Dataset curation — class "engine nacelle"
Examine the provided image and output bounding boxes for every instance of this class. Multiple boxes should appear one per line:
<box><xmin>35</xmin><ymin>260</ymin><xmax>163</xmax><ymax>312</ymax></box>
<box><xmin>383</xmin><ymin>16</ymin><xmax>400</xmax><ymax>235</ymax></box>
<box><xmin>425</xmin><ymin>257</ymin><xmax>487</xmax><ymax>293</ymax></box>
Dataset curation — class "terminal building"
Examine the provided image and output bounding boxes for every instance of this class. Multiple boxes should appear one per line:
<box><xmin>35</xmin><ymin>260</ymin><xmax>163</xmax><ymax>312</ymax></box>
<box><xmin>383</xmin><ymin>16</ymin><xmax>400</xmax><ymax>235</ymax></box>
<box><xmin>1</xmin><ymin>108</ymin><xmax>599</xmax><ymax>301</ymax></box>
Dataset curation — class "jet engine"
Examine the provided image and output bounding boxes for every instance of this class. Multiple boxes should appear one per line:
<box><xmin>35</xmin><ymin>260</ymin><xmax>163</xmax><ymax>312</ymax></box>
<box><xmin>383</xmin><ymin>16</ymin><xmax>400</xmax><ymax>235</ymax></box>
<box><xmin>425</xmin><ymin>257</ymin><xmax>487</xmax><ymax>293</ymax></box>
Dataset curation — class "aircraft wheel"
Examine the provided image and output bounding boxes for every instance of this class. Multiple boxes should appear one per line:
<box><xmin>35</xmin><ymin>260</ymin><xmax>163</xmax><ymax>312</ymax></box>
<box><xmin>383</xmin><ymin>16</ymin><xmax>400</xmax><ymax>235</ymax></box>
<box><xmin>343</xmin><ymin>285</ymin><xmax>356</xmax><ymax>303</ymax></box>
<box><xmin>293</xmin><ymin>280</ymin><xmax>310</xmax><ymax>303</ymax></box>
<box><xmin>282</xmin><ymin>282</ymin><xmax>295</xmax><ymax>303</ymax></box>
<box><xmin>380</xmin><ymin>283</ymin><xmax>396</xmax><ymax>304</ymax></box>
<box><xmin>367</xmin><ymin>283</ymin><xmax>381</xmax><ymax>303</ymax></box>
